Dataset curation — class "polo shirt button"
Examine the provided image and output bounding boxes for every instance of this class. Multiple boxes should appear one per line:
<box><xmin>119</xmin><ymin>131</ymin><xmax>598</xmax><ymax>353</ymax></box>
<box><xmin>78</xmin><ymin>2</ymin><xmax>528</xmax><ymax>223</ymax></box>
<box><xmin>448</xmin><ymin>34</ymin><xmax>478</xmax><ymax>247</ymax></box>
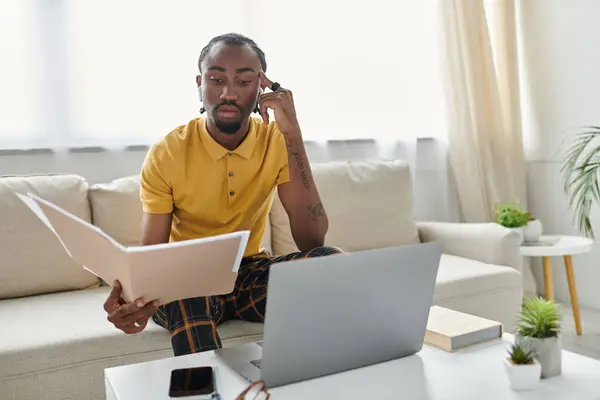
<box><xmin>228</xmin><ymin>172</ymin><xmax>234</xmax><ymax>177</ymax></box>
<box><xmin>228</xmin><ymin>152</ymin><xmax>233</xmax><ymax>156</ymax></box>
<box><xmin>230</xmin><ymin>191</ymin><xmax>235</xmax><ymax>196</ymax></box>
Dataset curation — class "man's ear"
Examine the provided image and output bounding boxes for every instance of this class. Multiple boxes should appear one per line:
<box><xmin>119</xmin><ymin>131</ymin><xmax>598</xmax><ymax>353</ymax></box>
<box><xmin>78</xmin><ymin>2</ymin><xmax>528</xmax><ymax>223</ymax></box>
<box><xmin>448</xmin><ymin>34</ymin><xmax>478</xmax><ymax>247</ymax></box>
<box><xmin>255</xmin><ymin>85</ymin><xmax>264</xmax><ymax>102</ymax></box>
<box><xmin>197</xmin><ymin>75</ymin><xmax>203</xmax><ymax>103</ymax></box>
<box><xmin>253</xmin><ymin>86</ymin><xmax>263</xmax><ymax>114</ymax></box>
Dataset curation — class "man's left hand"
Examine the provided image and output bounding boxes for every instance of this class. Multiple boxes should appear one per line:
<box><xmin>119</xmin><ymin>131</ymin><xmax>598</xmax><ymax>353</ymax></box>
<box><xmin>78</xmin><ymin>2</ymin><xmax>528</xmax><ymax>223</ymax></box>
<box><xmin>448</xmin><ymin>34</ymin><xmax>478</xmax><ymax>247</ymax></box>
<box><xmin>258</xmin><ymin>71</ymin><xmax>300</xmax><ymax>136</ymax></box>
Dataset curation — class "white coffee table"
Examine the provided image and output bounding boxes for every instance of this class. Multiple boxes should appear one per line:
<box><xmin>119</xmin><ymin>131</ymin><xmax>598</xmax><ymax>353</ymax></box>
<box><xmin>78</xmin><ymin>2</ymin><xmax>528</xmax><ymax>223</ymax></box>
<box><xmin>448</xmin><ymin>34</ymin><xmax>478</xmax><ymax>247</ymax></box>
<box><xmin>105</xmin><ymin>334</ymin><xmax>600</xmax><ymax>400</ymax></box>
<box><xmin>520</xmin><ymin>235</ymin><xmax>594</xmax><ymax>335</ymax></box>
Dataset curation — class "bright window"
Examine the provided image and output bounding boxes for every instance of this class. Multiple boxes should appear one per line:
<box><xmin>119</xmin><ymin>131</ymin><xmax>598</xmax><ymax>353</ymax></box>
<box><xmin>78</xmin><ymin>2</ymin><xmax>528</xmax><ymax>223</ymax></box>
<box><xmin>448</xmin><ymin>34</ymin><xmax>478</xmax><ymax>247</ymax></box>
<box><xmin>0</xmin><ymin>0</ymin><xmax>446</xmax><ymax>149</ymax></box>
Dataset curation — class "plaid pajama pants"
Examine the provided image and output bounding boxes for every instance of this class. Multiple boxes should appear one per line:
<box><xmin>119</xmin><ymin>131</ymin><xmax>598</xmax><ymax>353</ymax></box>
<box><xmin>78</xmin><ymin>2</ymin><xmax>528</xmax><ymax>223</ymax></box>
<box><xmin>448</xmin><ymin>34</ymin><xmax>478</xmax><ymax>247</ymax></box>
<box><xmin>153</xmin><ymin>245</ymin><xmax>344</xmax><ymax>356</ymax></box>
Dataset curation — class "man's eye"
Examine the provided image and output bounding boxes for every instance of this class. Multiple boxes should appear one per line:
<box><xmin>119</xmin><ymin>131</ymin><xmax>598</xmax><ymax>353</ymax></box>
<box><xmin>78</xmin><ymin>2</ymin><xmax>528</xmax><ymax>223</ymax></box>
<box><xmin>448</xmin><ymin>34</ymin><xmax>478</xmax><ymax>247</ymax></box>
<box><xmin>210</xmin><ymin>78</ymin><xmax>223</xmax><ymax>84</ymax></box>
<box><xmin>238</xmin><ymin>80</ymin><xmax>251</xmax><ymax>85</ymax></box>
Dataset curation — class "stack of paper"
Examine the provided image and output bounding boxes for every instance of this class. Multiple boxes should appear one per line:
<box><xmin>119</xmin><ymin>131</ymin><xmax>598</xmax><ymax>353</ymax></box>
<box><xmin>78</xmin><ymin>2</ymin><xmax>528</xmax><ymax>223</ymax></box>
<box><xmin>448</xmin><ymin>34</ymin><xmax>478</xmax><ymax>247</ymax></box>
<box><xmin>16</xmin><ymin>192</ymin><xmax>249</xmax><ymax>305</ymax></box>
<box><xmin>522</xmin><ymin>237</ymin><xmax>560</xmax><ymax>246</ymax></box>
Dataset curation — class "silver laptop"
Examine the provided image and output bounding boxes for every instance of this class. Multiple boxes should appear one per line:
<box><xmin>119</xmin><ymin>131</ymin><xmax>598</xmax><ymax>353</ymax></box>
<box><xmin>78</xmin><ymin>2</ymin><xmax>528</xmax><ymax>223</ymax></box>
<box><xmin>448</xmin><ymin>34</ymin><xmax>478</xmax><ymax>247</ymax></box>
<box><xmin>214</xmin><ymin>241</ymin><xmax>442</xmax><ymax>388</ymax></box>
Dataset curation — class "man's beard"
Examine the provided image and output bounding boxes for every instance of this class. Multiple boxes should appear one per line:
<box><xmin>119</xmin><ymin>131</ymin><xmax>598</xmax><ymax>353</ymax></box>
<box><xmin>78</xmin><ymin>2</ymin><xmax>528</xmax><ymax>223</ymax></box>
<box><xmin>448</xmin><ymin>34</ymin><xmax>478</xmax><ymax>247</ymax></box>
<box><xmin>214</xmin><ymin>120</ymin><xmax>242</xmax><ymax>134</ymax></box>
<box><xmin>212</xmin><ymin>102</ymin><xmax>246</xmax><ymax>135</ymax></box>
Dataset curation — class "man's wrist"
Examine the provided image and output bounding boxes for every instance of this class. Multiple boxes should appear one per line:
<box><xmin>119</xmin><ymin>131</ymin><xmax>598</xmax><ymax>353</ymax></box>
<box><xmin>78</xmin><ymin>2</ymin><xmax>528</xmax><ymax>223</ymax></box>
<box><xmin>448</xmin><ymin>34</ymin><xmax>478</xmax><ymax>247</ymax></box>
<box><xmin>281</xmin><ymin>124</ymin><xmax>302</xmax><ymax>139</ymax></box>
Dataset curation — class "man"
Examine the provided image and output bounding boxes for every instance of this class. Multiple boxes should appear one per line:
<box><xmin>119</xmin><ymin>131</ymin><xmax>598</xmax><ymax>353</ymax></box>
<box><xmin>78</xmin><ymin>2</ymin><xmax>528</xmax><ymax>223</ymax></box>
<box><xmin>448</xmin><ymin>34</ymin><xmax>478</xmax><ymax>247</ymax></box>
<box><xmin>103</xmin><ymin>33</ymin><xmax>342</xmax><ymax>356</ymax></box>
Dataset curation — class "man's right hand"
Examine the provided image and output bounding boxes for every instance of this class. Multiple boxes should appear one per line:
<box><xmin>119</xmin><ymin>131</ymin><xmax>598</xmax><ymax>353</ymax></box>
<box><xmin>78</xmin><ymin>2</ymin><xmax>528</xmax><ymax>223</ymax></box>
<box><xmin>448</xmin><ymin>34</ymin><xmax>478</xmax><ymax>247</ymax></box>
<box><xmin>104</xmin><ymin>280</ymin><xmax>159</xmax><ymax>334</ymax></box>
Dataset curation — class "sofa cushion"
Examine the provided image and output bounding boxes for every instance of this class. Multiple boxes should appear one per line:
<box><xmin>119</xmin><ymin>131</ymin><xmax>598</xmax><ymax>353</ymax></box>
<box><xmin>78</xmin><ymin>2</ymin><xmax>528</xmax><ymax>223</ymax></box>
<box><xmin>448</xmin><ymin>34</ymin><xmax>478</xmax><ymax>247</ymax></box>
<box><xmin>433</xmin><ymin>254</ymin><xmax>522</xmax><ymax>331</ymax></box>
<box><xmin>0</xmin><ymin>174</ymin><xmax>100</xmax><ymax>298</ymax></box>
<box><xmin>89</xmin><ymin>174</ymin><xmax>274</xmax><ymax>252</ymax></box>
<box><xmin>0</xmin><ymin>286</ymin><xmax>265</xmax><ymax>379</ymax></box>
<box><xmin>269</xmin><ymin>160</ymin><xmax>421</xmax><ymax>255</ymax></box>
<box><xmin>89</xmin><ymin>175</ymin><xmax>143</xmax><ymax>246</ymax></box>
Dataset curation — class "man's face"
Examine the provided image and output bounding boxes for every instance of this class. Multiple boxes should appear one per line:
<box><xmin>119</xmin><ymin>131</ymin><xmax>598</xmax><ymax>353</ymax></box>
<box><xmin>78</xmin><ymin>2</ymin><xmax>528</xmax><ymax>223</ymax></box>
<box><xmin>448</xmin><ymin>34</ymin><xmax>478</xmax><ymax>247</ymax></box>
<box><xmin>197</xmin><ymin>43</ymin><xmax>263</xmax><ymax>134</ymax></box>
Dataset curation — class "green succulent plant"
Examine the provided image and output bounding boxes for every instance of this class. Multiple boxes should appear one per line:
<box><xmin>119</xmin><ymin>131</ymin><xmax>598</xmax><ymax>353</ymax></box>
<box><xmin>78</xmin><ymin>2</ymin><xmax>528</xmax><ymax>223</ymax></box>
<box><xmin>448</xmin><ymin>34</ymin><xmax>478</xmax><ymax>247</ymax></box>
<box><xmin>493</xmin><ymin>199</ymin><xmax>530</xmax><ymax>228</ymax></box>
<box><xmin>517</xmin><ymin>297</ymin><xmax>562</xmax><ymax>339</ymax></box>
<box><xmin>508</xmin><ymin>343</ymin><xmax>535</xmax><ymax>365</ymax></box>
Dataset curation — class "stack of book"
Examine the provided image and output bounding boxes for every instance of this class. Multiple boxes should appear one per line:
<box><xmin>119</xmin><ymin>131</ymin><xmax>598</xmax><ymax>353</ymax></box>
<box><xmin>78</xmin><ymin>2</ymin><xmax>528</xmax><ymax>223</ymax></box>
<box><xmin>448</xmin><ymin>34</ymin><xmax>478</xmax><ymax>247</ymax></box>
<box><xmin>424</xmin><ymin>306</ymin><xmax>503</xmax><ymax>352</ymax></box>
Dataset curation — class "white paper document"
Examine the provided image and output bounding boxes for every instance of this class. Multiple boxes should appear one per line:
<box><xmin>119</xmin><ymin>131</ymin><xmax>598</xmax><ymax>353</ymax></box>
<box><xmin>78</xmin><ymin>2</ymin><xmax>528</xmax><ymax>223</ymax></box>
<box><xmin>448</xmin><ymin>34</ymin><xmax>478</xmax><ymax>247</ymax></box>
<box><xmin>15</xmin><ymin>192</ymin><xmax>249</xmax><ymax>305</ymax></box>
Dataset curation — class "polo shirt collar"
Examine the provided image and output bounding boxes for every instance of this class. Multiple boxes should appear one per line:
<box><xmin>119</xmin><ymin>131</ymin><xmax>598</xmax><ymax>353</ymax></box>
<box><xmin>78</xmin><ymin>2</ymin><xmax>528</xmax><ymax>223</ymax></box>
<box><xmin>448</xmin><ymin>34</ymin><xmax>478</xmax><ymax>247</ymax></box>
<box><xmin>199</xmin><ymin>118</ymin><xmax>258</xmax><ymax>161</ymax></box>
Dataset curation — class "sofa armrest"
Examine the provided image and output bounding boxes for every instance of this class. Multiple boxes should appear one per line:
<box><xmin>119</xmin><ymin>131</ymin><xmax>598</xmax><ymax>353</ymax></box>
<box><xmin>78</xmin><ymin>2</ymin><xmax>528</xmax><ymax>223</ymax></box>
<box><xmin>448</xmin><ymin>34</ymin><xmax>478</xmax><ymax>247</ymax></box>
<box><xmin>417</xmin><ymin>222</ymin><xmax>522</xmax><ymax>272</ymax></box>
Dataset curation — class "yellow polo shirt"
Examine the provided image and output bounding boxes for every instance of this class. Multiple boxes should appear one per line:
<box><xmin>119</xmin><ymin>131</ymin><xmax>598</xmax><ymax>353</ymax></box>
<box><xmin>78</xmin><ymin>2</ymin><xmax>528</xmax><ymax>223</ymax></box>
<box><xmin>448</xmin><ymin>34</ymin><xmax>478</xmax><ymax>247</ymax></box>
<box><xmin>140</xmin><ymin>116</ymin><xmax>289</xmax><ymax>257</ymax></box>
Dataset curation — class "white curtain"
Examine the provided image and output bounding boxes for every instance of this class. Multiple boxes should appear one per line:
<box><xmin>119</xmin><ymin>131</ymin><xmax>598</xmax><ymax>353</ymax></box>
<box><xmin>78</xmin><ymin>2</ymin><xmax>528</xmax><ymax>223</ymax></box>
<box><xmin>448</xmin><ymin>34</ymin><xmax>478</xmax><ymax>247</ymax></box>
<box><xmin>439</xmin><ymin>0</ymin><xmax>536</xmax><ymax>296</ymax></box>
<box><xmin>0</xmin><ymin>0</ymin><xmax>446</xmax><ymax>149</ymax></box>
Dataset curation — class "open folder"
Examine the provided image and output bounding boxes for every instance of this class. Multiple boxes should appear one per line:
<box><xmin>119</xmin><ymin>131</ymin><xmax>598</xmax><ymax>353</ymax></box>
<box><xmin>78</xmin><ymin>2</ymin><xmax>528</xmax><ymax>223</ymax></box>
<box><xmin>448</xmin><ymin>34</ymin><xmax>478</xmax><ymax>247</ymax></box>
<box><xmin>15</xmin><ymin>192</ymin><xmax>249</xmax><ymax>305</ymax></box>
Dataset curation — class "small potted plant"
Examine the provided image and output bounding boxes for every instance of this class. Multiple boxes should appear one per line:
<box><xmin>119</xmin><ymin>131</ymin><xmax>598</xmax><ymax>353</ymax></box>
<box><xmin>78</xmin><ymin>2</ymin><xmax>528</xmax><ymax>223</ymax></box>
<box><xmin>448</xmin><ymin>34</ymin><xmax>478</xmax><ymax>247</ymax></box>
<box><xmin>504</xmin><ymin>343</ymin><xmax>541</xmax><ymax>390</ymax></box>
<box><xmin>493</xmin><ymin>199</ymin><xmax>530</xmax><ymax>243</ymax></box>
<box><xmin>516</xmin><ymin>297</ymin><xmax>562</xmax><ymax>378</ymax></box>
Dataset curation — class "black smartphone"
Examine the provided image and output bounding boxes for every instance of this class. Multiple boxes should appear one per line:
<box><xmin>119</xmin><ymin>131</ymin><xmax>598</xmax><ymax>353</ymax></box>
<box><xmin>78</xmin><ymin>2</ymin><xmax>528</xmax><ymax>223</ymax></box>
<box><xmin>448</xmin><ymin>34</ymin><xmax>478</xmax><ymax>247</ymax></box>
<box><xmin>168</xmin><ymin>366</ymin><xmax>219</xmax><ymax>399</ymax></box>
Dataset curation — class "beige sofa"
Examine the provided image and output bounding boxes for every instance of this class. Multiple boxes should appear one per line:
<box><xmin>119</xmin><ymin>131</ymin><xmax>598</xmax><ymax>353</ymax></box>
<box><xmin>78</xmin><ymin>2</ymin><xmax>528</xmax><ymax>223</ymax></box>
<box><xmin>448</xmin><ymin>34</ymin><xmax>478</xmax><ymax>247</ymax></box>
<box><xmin>0</xmin><ymin>160</ymin><xmax>523</xmax><ymax>400</ymax></box>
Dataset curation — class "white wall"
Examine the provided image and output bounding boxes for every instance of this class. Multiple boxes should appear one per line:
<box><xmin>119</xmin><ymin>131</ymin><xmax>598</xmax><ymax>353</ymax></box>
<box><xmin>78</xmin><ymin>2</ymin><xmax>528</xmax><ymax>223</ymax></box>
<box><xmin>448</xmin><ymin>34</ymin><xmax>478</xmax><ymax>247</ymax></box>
<box><xmin>519</xmin><ymin>0</ymin><xmax>600</xmax><ymax>310</ymax></box>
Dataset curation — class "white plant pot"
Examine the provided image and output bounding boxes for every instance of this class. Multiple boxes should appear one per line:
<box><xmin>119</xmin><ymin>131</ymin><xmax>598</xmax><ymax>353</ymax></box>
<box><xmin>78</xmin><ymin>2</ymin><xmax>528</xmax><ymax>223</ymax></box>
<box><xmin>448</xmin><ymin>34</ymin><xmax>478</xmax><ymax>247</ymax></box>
<box><xmin>516</xmin><ymin>335</ymin><xmax>562</xmax><ymax>378</ymax></box>
<box><xmin>504</xmin><ymin>358</ymin><xmax>541</xmax><ymax>390</ymax></box>
<box><xmin>524</xmin><ymin>219</ymin><xmax>543</xmax><ymax>243</ymax></box>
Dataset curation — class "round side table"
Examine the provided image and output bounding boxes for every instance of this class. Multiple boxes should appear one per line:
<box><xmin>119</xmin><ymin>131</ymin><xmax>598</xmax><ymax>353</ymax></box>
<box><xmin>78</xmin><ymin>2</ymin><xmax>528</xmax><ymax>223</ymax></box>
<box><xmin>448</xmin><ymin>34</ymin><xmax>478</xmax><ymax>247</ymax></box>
<box><xmin>520</xmin><ymin>235</ymin><xmax>594</xmax><ymax>335</ymax></box>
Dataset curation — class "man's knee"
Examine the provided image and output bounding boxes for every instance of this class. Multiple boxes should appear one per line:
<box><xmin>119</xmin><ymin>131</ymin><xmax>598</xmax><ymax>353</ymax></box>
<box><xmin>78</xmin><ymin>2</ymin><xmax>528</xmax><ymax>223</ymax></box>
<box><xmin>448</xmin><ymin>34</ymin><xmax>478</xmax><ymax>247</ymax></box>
<box><xmin>156</xmin><ymin>297</ymin><xmax>214</xmax><ymax>328</ymax></box>
<box><xmin>305</xmin><ymin>245</ymin><xmax>345</xmax><ymax>257</ymax></box>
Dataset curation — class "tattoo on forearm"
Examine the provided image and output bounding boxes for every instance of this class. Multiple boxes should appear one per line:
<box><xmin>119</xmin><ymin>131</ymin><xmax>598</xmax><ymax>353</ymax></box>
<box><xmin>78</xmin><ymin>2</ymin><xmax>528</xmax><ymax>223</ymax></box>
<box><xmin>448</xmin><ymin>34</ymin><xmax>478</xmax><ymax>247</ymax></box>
<box><xmin>292</xmin><ymin>151</ymin><xmax>310</xmax><ymax>189</ymax></box>
<box><xmin>308</xmin><ymin>202</ymin><xmax>325</xmax><ymax>221</ymax></box>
